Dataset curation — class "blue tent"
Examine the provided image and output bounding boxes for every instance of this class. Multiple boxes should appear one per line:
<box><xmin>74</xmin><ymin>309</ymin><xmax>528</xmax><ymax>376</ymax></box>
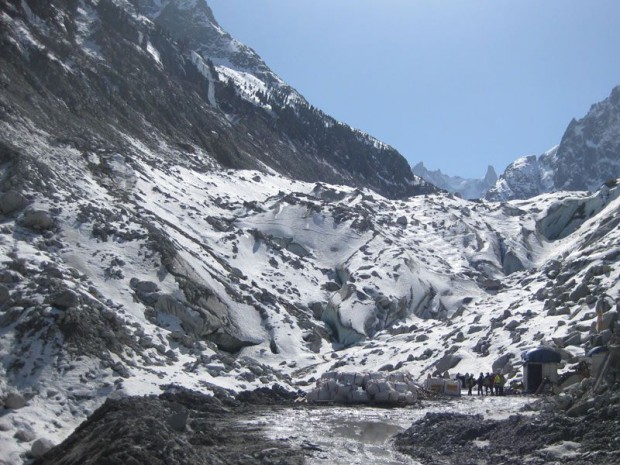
<box><xmin>521</xmin><ymin>347</ymin><xmax>562</xmax><ymax>364</ymax></box>
<box><xmin>587</xmin><ymin>346</ymin><xmax>609</xmax><ymax>357</ymax></box>
<box><xmin>521</xmin><ymin>347</ymin><xmax>562</xmax><ymax>392</ymax></box>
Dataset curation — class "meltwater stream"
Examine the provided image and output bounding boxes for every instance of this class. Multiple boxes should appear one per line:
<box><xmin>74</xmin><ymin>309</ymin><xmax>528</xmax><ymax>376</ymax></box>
<box><xmin>237</xmin><ymin>396</ymin><xmax>534</xmax><ymax>464</ymax></box>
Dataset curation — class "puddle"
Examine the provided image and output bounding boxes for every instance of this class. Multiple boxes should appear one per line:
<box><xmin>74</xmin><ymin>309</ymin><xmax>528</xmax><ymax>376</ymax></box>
<box><xmin>238</xmin><ymin>396</ymin><xmax>534</xmax><ymax>464</ymax></box>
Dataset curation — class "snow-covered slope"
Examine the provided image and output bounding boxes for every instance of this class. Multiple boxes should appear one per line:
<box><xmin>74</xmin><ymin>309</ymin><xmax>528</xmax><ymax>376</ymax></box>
<box><xmin>413</xmin><ymin>162</ymin><xmax>498</xmax><ymax>199</ymax></box>
<box><xmin>1</xmin><ymin>1</ymin><xmax>620</xmax><ymax>463</ymax></box>
<box><xmin>488</xmin><ymin>86</ymin><xmax>620</xmax><ymax>201</ymax></box>
<box><xmin>1</xmin><ymin>115</ymin><xmax>619</xmax><ymax>461</ymax></box>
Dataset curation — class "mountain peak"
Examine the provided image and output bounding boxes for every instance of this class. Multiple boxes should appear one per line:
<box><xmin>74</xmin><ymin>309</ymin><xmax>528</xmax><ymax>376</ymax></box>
<box><xmin>487</xmin><ymin>84</ymin><xmax>620</xmax><ymax>201</ymax></box>
<box><xmin>412</xmin><ymin>162</ymin><xmax>498</xmax><ymax>199</ymax></box>
<box><xmin>484</xmin><ymin>165</ymin><xmax>498</xmax><ymax>184</ymax></box>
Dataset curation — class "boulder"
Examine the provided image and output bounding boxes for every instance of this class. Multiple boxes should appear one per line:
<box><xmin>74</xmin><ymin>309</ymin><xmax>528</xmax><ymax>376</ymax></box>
<box><xmin>0</xmin><ymin>191</ymin><xmax>27</xmax><ymax>215</ymax></box>
<box><xmin>492</xmin><ymin>353</ymin><xmax>514</xmax><ymax>374</ymax></box>
<box><xmin>569</xmin><ymin>283</ymin><xmax>590</xmax><ymax>302</ymax></box>
<box><xmin>14</xmin><ymin>429</ymin><xmax>36</xmax><ymax>442</ymax></box>
<box><xmin>4</xmin><ymin>392</ymin><xmax>27</xmax><ymax>409</ymax></box>
<box><xmin>50</xmin><ymin>289</ymin><xmax>80</xmax><ymax>310</ymax></box>
<box><xmin>19</xmin><ymin>210</ymin><xmax>54</xmax><ymax>231</ymax></box>
<box><xmin>602</xmin><ymin>310</ymin><xmax>618</xmax><ymax>332</ymax></box>
<box><xmin>396</xmin><ymin>216</ymin><xmax>408</xmax><ymax>226</ymax></box>
<box><xmin>434</xmin><ymin>354</ymin><xmax>462</xmax><ymax>374</ymax></box>
<box><xmin>130</xmin><ymin>279</ymin><xmax>159</xmax><ymax>294</ymax></box>
<box><xmin>0</xmin><ymin>270</ymin><xmax>23</xmax><ymax>284</ymax></box>
<box><xmin>563</xmin><ymin>332</ymin><xmax>582</xmax><ymax>347</ymax></box>
<box><xmin>31</xmin><ymin>438</ymin><xmax>55</xmax><ymax>458</ymax></box>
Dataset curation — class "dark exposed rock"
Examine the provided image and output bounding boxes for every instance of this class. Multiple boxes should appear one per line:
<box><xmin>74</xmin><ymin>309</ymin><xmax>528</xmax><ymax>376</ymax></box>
<box><xmin>0</xmin><ymin>284</ymin><xmax>9</xmax><ymax>306</ymax></box>
<box><xmin>34</xmin><ymin>388</ymin><xmax>305</xmax><ymax>465</ymax></box>
<box><xmin>31</xmin><ymin>438</ymin><xmax>55</xmax><ymax>458</ymax></box>
<box><xmin>487</xmin><ymin>86</ymin><xmax>620</xmax><ymax>201</ymax></box>
<box><xmin>4</xmin><ymin>391</ymin><xmax>27</xmax><ymax>409</ymax></box>
<box><xmin>0</xmin><ymin>190</ymin><xmax>28</xmax><ymax>215</ymax></box>
<box><xmin>49</xmin><ymin>290</ymin><xmax>80</xmax><ymax>310</ymax></box>
<box><xmin>0</xmin><ymin>0</ymin><xmax>434</xmax><ymax>200</ymax></box>
<box><xmin>395</xmin><ymin>409</ymin><xmax>620</xmax><ymax>465</ymax></box>
<box><xmin>19</xmin><ymin>210</ymin><xmax>55</xmax><ymax>231</ymax></box>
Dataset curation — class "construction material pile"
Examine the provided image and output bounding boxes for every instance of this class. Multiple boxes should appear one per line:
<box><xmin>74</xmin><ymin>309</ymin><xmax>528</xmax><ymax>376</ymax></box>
<box><xmin>306</xmin><ymin>372</ymin><xmax>422</xmax><ymax>405</ymax></box>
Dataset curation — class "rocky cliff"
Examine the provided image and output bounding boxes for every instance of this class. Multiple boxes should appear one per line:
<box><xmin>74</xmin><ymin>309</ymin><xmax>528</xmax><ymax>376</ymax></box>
<box><xmin>487</xmin><ymin>86</ymin><xmax>620</xmax><ymax>201</ymax></box>
<box><xmin>0</xmin><ymin>0</ymin><xmax>433</xmax><ymax>200</ymax></box>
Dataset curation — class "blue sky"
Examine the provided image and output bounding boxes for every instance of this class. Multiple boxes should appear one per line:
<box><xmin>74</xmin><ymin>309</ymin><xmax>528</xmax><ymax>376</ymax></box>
<box><xmin>208</xmin><ymin>0</ymin><xmax>620</xmax><ymax>179</ymax></box>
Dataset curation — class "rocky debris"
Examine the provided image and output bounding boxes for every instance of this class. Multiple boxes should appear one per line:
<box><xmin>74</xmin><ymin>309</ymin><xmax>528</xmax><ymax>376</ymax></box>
<box><xmin>306</xmin><ymin>371</ymin><xmax>421</xmax><ymax>405</ymax></box>
<box><xmin>397</xmin><ymin>345</ymin><xmax>620</xmax><ymax>464</ymax></box>
<box><xmin>236</xmin><ymin>384</ymin><xmax>301</xmax><ymax>405</ymax></box>
<box><xmin>395</xmin><ymin>408</ymin><xmax>620</xmax><ymax>465</ymax></box>
<box><xmin>34</xmin><ymin>387</ymin><xmax>305</xmax><ymax>465</ymax></box>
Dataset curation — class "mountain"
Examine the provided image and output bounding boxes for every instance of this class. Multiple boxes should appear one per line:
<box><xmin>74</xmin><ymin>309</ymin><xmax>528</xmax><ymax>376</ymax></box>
<box><xmin>413</xmin><ymin>162</ymin><xmax>498</xmax><ymax>199</ymax></box>
<box><xmin>487</xmin><ymin>86</ymin><xmax>620</xmax><ymax>201</ymax></box>
<box><xmin>0</xmin><ymin>0</ymin><xmax>433</xmax><ymax>200</ymax></box>
<box><xmin>1</xmin><ymin>1</ymin><xmax>620</xmax><ymax>463</ymax></box>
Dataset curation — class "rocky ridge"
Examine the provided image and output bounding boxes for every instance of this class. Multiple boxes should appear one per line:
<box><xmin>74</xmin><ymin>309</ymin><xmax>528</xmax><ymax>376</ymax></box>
<box><xmin>487</xmin><ymin>86</ymin><xmax>620</xmax><ymax>201</ymax></box>
<box><xmin>0</xmin><ymin>0</ymin><xmax>433</xmax><ymax>200</ymax></box>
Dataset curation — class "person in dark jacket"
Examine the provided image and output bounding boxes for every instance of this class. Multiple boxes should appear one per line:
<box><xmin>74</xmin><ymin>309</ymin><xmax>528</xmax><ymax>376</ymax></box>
<box><xmin>477</xmin><ymin>373</ymin><xmax>484</xmax><ymax>396</ymax></box>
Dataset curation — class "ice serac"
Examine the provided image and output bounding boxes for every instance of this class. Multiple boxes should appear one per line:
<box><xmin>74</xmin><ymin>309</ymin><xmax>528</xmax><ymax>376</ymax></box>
<box><xmin>413</xmin><ymin>162</ymin><xmax>497</xmax><ymax>199</ymax></box>
<box><xmin>488</xmin><ymin>85</ymin><xmax>620</xmax><ymax>201</ymax></box>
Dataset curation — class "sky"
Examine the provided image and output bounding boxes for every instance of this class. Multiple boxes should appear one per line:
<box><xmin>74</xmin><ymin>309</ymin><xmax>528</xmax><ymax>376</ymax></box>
<box><xmin>208</xmin><ymin>0</ymin><xmax>620</xmax><ymax>179</ymax></box>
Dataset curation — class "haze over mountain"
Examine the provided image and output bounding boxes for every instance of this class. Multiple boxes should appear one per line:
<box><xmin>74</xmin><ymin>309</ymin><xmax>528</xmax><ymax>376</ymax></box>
<box><xmin>413</xmin><ymin>163</ymin><xmax>498</xmax><ymax>200</ymax></box>
<box><xmin>0</xmin><ymin>1</ymin><xmax>619</xmax><ymax>464</ymax></box>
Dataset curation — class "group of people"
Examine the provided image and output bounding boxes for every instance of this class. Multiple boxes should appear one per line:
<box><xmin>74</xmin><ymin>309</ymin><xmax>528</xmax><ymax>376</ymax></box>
<box><xmin>456</xmin><ymin>372</ymin><xmax>506</xmax><ymax>396</ymax></box>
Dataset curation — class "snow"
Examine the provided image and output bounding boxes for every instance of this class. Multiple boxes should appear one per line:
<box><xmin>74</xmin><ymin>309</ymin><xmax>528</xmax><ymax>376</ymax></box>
<box><xmin>1</xmin><ymin>2</ymin><xmax>620</xmax><ymax>463</ymax></box>
<box><xmin>540</xmin><ymin>441</ymin><xmax>582</xmax><ymax>459</ymax></box>
<box><xmin>146</xmin><ymin>41</ymin><xmax>162</xmax><ymax>65</ymax></box>
<box><xmin>1</xmin><ymin>130</ymin><xmax>619</xmax><ymax>462</ymax></box>
<box><xmin>190</xmin><ymin>51</ymin><xmax>218</xmax><ymax>107</ymax></box>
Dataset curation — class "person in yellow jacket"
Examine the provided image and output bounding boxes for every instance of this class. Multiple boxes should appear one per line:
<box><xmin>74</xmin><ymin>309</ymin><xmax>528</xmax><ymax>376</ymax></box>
<box><xmin>494</xmin><ymin>373</ymin><xmax>506</xmax><ymax>396</ymax></box>
<box><xmin>494</xmin><ymin>373</ymin><xmax>501</xmax><ymax>396</ymax></box>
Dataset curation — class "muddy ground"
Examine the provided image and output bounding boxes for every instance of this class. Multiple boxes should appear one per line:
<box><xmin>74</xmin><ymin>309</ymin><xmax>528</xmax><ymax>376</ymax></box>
<box><xmin>395</xmin><ymin>393</ymin><xmax>620</xmax><ymax>465</ymax></box>
<box><xmin>33</xmin><ymin>386</ymin><xmax>305</xmax><ymax>465</ymax></box>
<box><xmin>31</xmin><ymin>385</ymin><xmax>620</xmax><ymax>465</ymax></box>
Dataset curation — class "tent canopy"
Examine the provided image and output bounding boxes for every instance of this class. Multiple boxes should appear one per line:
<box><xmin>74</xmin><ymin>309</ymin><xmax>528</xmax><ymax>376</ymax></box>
<box><xmin>587</xmin><ymin>346</ymin><xmax>609</xmax><ymax>357</ymax></box>
<box><xmin>521</xmin><ymin>347</ymin><xmax>562</xmax><ymax>364</ymax></box>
